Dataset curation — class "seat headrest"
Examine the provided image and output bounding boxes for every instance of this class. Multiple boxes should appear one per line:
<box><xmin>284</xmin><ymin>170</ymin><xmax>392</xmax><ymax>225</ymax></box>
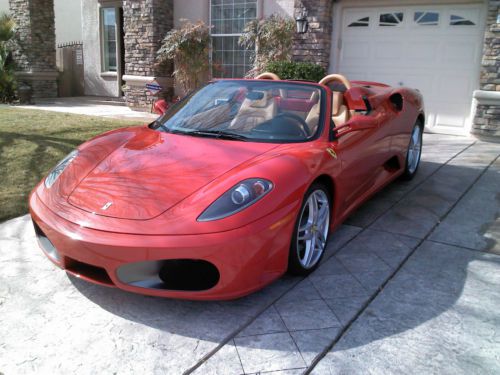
<box><xmin>247</xmin><ymin>90</ymin><xmax>270</xmax><ymax>108</ymax></box>
<box><xmin>332</xmin><ymin>92</ymin><xmax>344</xmax><ymax>116</ymax></box>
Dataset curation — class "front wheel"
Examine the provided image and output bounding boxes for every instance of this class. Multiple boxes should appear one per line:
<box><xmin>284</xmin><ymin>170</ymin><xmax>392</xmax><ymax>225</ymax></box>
<box><xmin>401</xmin><ymin>121</ymin><xmax>423</xmax><ymax>180</ymax></box>
<box><xmin>288</xmin><ymin>184</ymin><xmax>331</xmax><ymax>276</ymax></box>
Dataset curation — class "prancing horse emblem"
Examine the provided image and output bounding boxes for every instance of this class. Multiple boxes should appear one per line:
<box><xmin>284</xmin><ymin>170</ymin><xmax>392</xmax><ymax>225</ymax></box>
<box><xmin>101</xmin><ymin>202</ymin><xmax>113</xmax><ymax>211</ymax></box>
<box><xmin>326</xmin><ymin>148</ymin><xmax>338</xmax><ymax>159</ymax></box>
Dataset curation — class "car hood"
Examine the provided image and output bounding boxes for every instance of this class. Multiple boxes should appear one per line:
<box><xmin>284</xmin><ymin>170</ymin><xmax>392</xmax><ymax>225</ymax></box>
<box><xmin>68</xmin><ymin>128</ymin><xmax>279</xmax><ymax>220</ymax></box>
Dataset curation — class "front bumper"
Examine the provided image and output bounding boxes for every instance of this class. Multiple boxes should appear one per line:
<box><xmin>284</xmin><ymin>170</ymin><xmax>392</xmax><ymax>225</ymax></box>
<box><xmin>29</xmin><ymin>192</ymin><xmax>298</xmax><ymax>300</ymax></box>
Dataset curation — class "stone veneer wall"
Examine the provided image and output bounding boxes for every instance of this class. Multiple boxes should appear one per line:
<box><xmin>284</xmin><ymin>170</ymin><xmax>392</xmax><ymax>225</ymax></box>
<box><xmin>472</xmin><ymin>1</ymin><xmax>500</xmax><ymax>137</ymax></box>
<box><xmin>122</xmin><ymin>0</ymin><xmax>173</xmax><ymax>110</ymax></box>
<box><xmin>8</xmin><ymin>0</ymin><xmax>58</xmax><ymax>98</ymax></box>
<box><xmin>292</xmin><ymin>0</ymin><xmax>333</xmax><ymax>70</ymax></box>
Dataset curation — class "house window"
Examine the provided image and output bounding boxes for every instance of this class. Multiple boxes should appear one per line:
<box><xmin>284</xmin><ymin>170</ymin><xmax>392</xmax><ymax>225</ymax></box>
<box><xmin>348</xmin><ymin>17</ymin><xmax>370</xmax><ymax>27</ymax></box>
<box><xmin>450</xmin><ymin>15</ymin><xmax>475</xmax><ymax>26</ymax></box>
<box><xmin>100</xmin><ymin>7</ymin><xmax>118</xmax><ymax>72</ymax></box>
<box><xmin>211</xmin><ymin>0</ymin><xmax>257</xmax><ymax>78</ymax></box>
<box><xmin>414</xmin><ymin>12</ymin><xmax>439</xmax><ymax>26</ymax></box>
<box><xmin>379</xmin><ymin>12</ymin><xmax>404</xmax><ymax>26</ymax></box>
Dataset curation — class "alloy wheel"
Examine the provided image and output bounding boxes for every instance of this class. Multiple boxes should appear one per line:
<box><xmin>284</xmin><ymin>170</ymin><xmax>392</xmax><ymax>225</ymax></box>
<box><xmin>296</xmin><ymin>190</ymin><xmax>330</xmax><ymax>269</ymax></box>
<box><xmin>407</xmin><ymin>125</ymin><xmax>422</xmax><ymax>174</ymax></box>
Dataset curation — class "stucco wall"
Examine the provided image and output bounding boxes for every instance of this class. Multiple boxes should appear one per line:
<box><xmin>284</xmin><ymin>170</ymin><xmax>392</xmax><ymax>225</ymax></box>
<box><xmin>82</xmin><ymin>0</ymin><xmax>119</xmax><ymax>97</ymax></box>
<box><xmin>54</xmin><ymin>0</ymin><xmax>82</xmax><ymax>43</ymax></box>
<box><xmin>0</xmin><ymin>0</ymin><xmax>81</xmax><ymax>44</ymax></box>
<box><xmin>172</xmin><ymin>0</ymin><xmax>295</xmax><ymax>27</ymax></box>
<box><xmin>263</xmin><ymin>0</ymin><xmax>294</xmax><ymax>17</ymax></box>
<box><xmin>0</xmin><ymin>0</ymin><xmax>9</xmax><ymax>13</ymax></box>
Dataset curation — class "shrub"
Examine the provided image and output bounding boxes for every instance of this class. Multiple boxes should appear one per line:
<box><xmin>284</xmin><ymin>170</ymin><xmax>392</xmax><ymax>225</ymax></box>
<box><xmin>157</xmin><ymin>20</ymin><xmax>210</xmax><ymax>94</ymax></box>
<box><xmin>239</xmin><ymin>15</ymin><xmax>295</xmax><ymax>76</ymax></box>
<box><xmin>0</xmin><ymin>13</ymin><xmax>16</xmax><ymax>103</ymax></box>
<box><xmin>265</xmin><ymin>61</ymin><xmax>326</xmax><ymax>82</ymax></box>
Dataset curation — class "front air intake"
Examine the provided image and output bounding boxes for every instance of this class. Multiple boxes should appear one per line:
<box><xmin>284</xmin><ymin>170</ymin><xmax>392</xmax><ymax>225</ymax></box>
<box><xmin>116</xmin><ymin>259</ymin><xmax>220</xmax><ymax>291</ymax></box>
<box><xmin>158</xmin><ymin>259</ymin><xmax>220</xmax><ymax>291</ymax></box>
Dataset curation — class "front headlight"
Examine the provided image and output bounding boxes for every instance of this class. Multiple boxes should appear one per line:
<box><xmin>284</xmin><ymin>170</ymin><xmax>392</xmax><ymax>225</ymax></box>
<box><xmin>44</xmin><ymin>150</ymin><xmax>79</xmax><ymax>188</ymax></box>
<box><xmin>197</xmin><ymin>178</ymin><xmax>273</xmax><ymax>222</ymax></box>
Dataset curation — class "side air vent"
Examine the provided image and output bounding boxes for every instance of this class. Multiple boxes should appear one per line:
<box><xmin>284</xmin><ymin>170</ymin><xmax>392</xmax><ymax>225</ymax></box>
<box><xmin>389</xmin><ymin>93</ymin><xmax>404</xmax><ymax>112</ymax></box>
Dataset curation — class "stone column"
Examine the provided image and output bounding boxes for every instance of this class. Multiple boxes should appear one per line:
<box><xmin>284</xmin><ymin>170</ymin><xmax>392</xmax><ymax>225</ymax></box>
<box><xmin>122</xmin><ymin>0</ymin><xmax>173</xmax><ymax>111</ymax></box>
<box><xmin>292</xmin><ymin>0</ymin><xmax>333</xmax><ymax>70</ymax></box>
<box><xmin>9</xmin><ymin>0</ymin><xmax>58</xmax><ymax>98</ymax></box>
<box><xmin>472</xmin><ymin>1</ymin><xmax>500</xmax><ymax>137</ymax></box>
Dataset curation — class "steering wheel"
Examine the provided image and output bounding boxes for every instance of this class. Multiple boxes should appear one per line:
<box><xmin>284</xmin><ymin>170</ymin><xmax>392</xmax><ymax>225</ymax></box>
<box><xmin>255</xmin><ymin>72</ymin><xmax>281</xmax><ymax>80</ymax></box>
<box><xmin>318</xmin><ymin>74</ymin><xmax>352</xmax><ymax>90</ymax></box>
<box><xmin>276</xmin><ymin>113</ymin><xmax>312</xmax><ymax>137</ymax></box>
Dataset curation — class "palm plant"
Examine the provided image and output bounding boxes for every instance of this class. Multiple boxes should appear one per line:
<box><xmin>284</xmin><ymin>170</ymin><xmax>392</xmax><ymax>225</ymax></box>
<box><xmin>239</xmin><ymin>15</ymin><xmax>295</xmax><ymax>76</ymax></box>
<box><xmin>157</xmin><ymin>20</ymin><xmax>211</xmax><ymax>95</ymax></box>
<box><xmin>0</xmin><ymin>13</ymin><xmax>16</xmax><ymax>102</ymax></box>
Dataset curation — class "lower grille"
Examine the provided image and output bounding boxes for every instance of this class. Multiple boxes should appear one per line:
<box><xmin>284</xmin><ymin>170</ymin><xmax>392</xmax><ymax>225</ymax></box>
<box><xmin>33</xmin><ymin>221</ymin><xmax>61</xmax><ymax>262</ymax></box>
<box><xmin>65</xmin><ymin>257</ymin><xmax>114</xmax><ymax>286</ymax></box>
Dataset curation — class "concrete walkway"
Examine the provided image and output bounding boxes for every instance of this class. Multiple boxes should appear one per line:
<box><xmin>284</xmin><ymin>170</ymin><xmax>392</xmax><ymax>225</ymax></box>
<box><xmin>0</xmin><ymin>134</ymin><xmax>499</xmax><ymax>374</ymax></box>
<box><xmin>15</xmin><ymin>96</ymin><xmax>158</xmax><ymax>122</ymax></box>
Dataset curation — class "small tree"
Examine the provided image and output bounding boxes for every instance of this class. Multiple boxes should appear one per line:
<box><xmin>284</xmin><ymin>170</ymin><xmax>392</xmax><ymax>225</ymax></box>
<box><xmin>0</xmin><ymin>13</ymin><xmax>16</xmax><ymax>103</ymax></box>
<box><xmin>157</xmin><ymin>20</ymin><xmax>210</xmax><ymax>95</ymax></box>
<box><xmin>239</xmin><ymin>15</ymin><xmax>295</xmax><ymax>76</ymax></box>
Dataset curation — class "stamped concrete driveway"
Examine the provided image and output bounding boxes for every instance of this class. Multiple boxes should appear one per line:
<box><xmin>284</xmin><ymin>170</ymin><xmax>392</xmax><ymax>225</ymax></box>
<box><xmin>1</xmin><ymin>134</ymin><xmax>499</xmax><ymax>374</ymax></box>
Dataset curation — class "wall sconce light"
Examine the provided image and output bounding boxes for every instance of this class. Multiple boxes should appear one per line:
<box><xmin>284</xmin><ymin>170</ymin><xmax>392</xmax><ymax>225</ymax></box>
<box><xmin>295</xmin><ymin>11</ymin><xmax>309</xmax><ymax>34</ymax></box>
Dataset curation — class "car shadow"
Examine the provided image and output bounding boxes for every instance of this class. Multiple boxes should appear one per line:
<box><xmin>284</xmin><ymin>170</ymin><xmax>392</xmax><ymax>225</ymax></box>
<box><xmin>65</xmin><ymin>156</ymin><xmax>499</xmax><ymax>369</ymax></box>
<box><xmin>69</xmin><ymin>272</ymin><xmax>301</xmax><ymax>342</ymax></box>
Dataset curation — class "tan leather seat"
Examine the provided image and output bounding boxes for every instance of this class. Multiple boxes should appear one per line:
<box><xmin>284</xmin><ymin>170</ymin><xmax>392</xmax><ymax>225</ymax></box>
<box><xmin>230</xmin><ymin>91</ymin><xmax>277</xmax><ymax>131</ymax></box>
<box><xmin>332</xmin><ymin>91</ymin><xmax>350</xmax><ymax>126</ymax></box>
<box><xmin>305</xmin><ymin>102</ymin><xmax>321</xmax><ymax>134</ymax></box>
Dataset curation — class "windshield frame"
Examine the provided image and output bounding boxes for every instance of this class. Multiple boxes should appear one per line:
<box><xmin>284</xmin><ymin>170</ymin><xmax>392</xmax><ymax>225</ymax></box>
<box><xmin>154</xmin><ymin>79</ymin><xmax>327</xmax><ymax>144</ymax></box>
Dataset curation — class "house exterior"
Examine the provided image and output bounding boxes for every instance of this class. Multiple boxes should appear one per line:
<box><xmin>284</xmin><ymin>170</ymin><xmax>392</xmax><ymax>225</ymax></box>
<box><xmin>1</xmin><ymin>0</ymin><xmax>82</xmax><ymax>44</ymax></box>
<box><xmin>6</xmin><ymin>0</ymin><xmax>500</xmax><ymax>137</ymax></box>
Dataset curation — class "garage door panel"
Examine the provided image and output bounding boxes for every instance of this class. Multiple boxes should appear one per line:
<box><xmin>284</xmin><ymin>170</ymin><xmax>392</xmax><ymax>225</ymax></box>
<box><xmin>342</xmin><ymin>42</ymin><xmax>371</xmax><ymax>60</ymax></box>
<box><xmin>373</xmin><ymin>42</ymin><xmax>406</xmax><ymax>60</ymax></box>
<box><xmin>442</xmin><ymin>41</ymin><xmax>480</xmax><ymax>65</ymax></box>
<box><xmin>437</xmin><ymin>74</ymin><xmax>473</xmax><ymax>100</ymax></box>
<box><xmin>406</xmin><ymin>41</ymin><xmax>440</xmax><ymax>61</ymax></box>
<box><xmin>435</xmin><ymin>103</ymin><xmax>470</xmax><ymax>129</ymax></box>
<box><xmin>338</xmin><ymin>4</ymin><xmax>484</xmax><ymax>134</ymax></box>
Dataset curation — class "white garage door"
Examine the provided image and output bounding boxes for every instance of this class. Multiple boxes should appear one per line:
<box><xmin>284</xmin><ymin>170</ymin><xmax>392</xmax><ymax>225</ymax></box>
<box><xmin>338</xmin><ymin>5</ymin><xmax>484</xmax><ymax>135</ymax></box>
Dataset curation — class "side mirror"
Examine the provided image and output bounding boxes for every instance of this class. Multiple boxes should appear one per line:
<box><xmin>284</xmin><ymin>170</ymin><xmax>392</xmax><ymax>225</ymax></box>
<box><xmin>333</xmin><ymin>116</ymin><xmax>377</xmax><ymax>138</ymax></box>
<box><xmin>153</xmin><ymin>99</ymin><xmax>168</xmax><ymax>115</ymax></box>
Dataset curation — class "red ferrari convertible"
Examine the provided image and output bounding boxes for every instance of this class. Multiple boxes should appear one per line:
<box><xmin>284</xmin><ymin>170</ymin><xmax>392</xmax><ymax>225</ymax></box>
<box><xmin>29</xmin><ymin>73</ymin><xmax>424</xmax><ymax>300</ymax></box>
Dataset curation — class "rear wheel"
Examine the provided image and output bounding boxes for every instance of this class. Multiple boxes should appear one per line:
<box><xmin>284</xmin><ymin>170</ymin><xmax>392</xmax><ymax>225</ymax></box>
<box><xmin>288</xmin><ymin>184</ymin><xmax>331</xmax><ymax>276</ymax></box>
<box><xmin>401</xmin><ymin>121</ymin><xmax>423</xmax><ymax>180</ymax></box>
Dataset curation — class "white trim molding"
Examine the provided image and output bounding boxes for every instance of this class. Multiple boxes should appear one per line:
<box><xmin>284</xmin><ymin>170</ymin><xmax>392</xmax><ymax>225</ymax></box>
<box><xmin>473</xmin><ymin>90</ymin><xmax>500</xmax><ymax>106</ymax></box>
<box><xmin>122</xmin><ymin>75</ymin><xmax>174</xmax><ymax>88</ymax></box>
<box><xmin>15</xmin><ymin>71</ymin><xmax>59</xmax><ymax>81</ymax></box>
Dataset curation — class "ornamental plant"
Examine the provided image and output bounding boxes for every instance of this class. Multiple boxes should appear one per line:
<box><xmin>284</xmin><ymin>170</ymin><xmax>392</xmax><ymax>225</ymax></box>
<box><xmin>239</xmin><ymin>14</ymin><xmax>295</xmax><ymax>76</ymax></box>
<box><xmin>157</xmin><ymin>20</ymin><xmax>210</xmax><ymax>94</ymax></box>
<box><xmin>0</xmin><ymin>13</ymin><xmax>16</xmax><ymax>103</ymax></box>
<box><xmin>265</xmin><ymin>61</ymin><xmax>326</xmax><ymax>82</ymax></box>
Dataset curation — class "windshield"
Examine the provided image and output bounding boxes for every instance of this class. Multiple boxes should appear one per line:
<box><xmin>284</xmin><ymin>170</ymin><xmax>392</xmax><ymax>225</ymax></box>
<box><xmin>155</xmin><ymin>80</ymin><xmax>324</xmax><ymax>143</ymax></box>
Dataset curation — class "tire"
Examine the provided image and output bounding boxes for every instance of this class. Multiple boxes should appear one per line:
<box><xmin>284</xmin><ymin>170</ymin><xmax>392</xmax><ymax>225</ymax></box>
<box><xmin>288</xmin><ymin>183</ymin><xmax>331</xmax><ymax>276</ymax></box>
<box><xmin>401</xmin><ymin>120</ymin><xmax>423</xmax><ymax>181</ymax></box>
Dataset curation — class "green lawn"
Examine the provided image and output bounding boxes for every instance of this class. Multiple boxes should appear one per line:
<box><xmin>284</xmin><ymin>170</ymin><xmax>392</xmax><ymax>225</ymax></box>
<box><xmin>0</xmin><ymin>107</ymin><xmax>138</xmax><ymax>222</ymax></box>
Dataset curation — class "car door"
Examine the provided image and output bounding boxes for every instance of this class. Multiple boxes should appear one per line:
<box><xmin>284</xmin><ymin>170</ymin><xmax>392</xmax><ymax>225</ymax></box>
<box><xmin>329</xmin><ymin>107</ymin><xmax>392</xmax><ymax>216</ymax></box>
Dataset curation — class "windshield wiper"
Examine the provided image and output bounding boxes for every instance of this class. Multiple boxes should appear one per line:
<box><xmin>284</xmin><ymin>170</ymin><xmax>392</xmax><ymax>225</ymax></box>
<box><xmin>150</xmin><ymin>120</ymin><xmax>171</xmax><ymax>133</ymax></box>
<box><xmin>153</xmin><ymin>124</ymin><xmax>248</xmax><ymax>141</ymax></box>
<box><xmin>186</xmin><ymin>129</ymin><xmax>249</xmax><ymax>141</ymax></box>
